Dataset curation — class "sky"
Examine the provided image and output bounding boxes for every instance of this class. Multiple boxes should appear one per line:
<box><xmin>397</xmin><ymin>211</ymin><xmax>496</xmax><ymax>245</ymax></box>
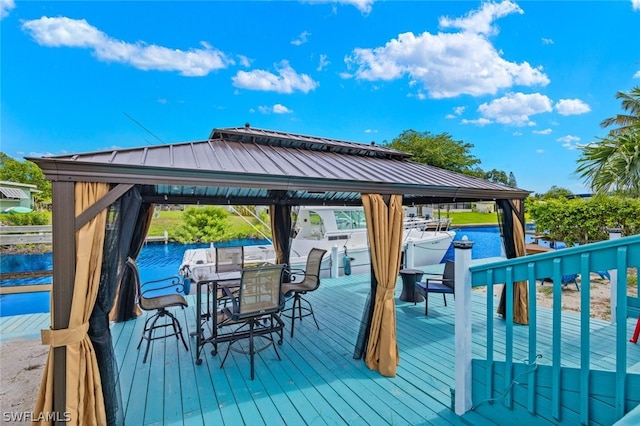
<box><xmin>1</xmin><ymin>0</ymin><xmax>639</xmax><ymax>195</ymax></box>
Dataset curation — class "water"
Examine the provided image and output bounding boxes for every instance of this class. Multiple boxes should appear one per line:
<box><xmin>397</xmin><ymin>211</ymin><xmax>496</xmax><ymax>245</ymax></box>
<box><xmin>1</xmin><ymin>230</ymin><xmax>538</xmax><ymax>317</ymax></box>
<box><xmin>442</xmin><ymin>225</ymin><xmax>503</xmax><ymax>262</ymax></box>
<box><xmin>0</xmin><ymin>239</ymin><xmax>269</xmax><ymax>317</ymax></box>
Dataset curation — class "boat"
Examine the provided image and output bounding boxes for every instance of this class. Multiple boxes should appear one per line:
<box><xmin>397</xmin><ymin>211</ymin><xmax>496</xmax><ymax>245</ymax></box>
<box><xmin>180</xmin><ymin>206</ymin><xmax>455</xmax><ymax>283</ymax></box>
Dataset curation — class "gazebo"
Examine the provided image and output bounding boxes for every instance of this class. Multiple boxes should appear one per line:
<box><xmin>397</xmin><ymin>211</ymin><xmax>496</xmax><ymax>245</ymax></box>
<box><xmin>28</xmin><ymin>125</ymin><xmax>530</xmax><ymax>425</ymax></box>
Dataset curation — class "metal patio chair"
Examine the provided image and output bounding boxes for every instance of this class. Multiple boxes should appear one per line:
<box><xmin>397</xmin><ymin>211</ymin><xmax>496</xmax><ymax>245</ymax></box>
<box><xmin>219</xmin><ymin>264</ymin><xmax>286</xmax><ymax>380</ymax></box>
<box><xmin>124</xmin><ymin>257</ymin><xmax>189</xmax><ymax>363</ymax></box>
<box><xmin>280</xmin><ymin>247</ymin><xmax>327</xmax><ymax>337</ymax></box>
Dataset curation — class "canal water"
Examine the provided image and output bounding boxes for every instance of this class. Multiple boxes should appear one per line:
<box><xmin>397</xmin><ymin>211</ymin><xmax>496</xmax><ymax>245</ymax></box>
<box><xmin>1</xmin><ymin>228</ymin><xmax>526</xmax><ymax>317</ymax></box>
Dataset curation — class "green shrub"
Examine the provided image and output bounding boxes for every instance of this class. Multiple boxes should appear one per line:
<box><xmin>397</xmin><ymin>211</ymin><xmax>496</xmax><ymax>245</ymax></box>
<box><xmin>171</xmin><ymin>206</ymin><xmax>230</xmax><ymax>243</ymax></box>
<box><xmin>528</xmin><ymin>195</ymin><xmax>640</xmax><ymax>245</ymax></box>
<box><xmin>1</xmin><ymin>211</ymin><xmax>48</xmax><ymax>226</ymax></box>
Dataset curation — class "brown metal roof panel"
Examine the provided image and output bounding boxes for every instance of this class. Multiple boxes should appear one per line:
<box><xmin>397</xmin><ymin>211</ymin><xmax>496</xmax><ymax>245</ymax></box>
<box><xmin>211</xmin><ymin>126</ymin><xmax>411</xmax><ymax>159</ymax></box>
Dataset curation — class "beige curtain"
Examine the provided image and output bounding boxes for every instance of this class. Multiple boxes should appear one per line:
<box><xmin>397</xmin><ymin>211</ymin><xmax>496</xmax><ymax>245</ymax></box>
<box><xmin>497</xmin><ymin>198</ymin><xmax>529</xmax><ymax>325</ymax></box>
<box><xmin>362</xmin><ymin>193</ymin><xmax>404</xmax><ymax>377</ymax></box>
<box><xmin>34</xmin><ymin>182</ymin><xmax>109</xmax><ymax>425</ymax></box>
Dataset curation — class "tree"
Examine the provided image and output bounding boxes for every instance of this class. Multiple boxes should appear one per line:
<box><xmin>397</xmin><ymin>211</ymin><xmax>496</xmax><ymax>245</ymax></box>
<box><xmin>599</xmin><ymin>86</ymin><xmax>640</xmax><ymax>135</ymax></box>
<box><xmin>0</xmin><ymin>153</ymin><xmax>52</xmax><ymax>203</ymax></box>
<box><xmin>577</xmin><ymin>86</ymin><xmax>640</xmax><ymax>196</ymax></box>
<box><xmin>480</xmin><ymin>168</ymin><xmax>509</xmax><ymax>185</ymax></box>
<box><xmin>385</xmin><ymin>130</ymin><xmax>481</xmax><ymax>175</ymax></box>
<box><xmin>539</xmin><ymin>185</ymin><xmax>573</xmax><ymax>200</ymax></box>
<box><xmin>576</xmin><ymin>130</ymin><xmax>640</xmax><ymax>196</ymax></box>
<box><xmin>507</xmin><ymin>172</ymin><xmax>517</xmax><ymax>188</ymax></box>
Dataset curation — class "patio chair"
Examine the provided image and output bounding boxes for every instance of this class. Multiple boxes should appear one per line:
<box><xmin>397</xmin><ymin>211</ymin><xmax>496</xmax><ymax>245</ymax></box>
<box><xmin>216</xmin><ymin>246</ymin><xmax>244</xmax><ymax>273</ymax></box>
<box><xmin>540</xmin><ymin>273</ymin><xmax>580</xmax><ymax>291</ymax></box>
<box><xmin>123</xmin><ymin>257</ymin><xmax>189</xmax><ymax>363</ymax></box>
<box><xmin>416</xmin><ymin>260</ymin><xmax>455</xmax><ymax>316</ymax></box>
<box><xmin>280</xmin><ymin>248</ymin><xmax>327</xmax><ymax>337</ymax></box>
<box><xmin>219</xmin><ymin>264</ymin><xmax>286</xmax><ymax>380</ymax></box>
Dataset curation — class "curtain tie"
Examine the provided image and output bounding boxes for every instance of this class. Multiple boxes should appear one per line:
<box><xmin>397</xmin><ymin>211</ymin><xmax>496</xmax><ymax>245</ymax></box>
<box><xmin>41</xmin><ymin>322</ymin><xmax>89</xmax><ymax>348</ymax></box>
<box><xmin>383</xmin><ymin>288</ymin><xmax>395</xmax><ymax>300</ymax></box>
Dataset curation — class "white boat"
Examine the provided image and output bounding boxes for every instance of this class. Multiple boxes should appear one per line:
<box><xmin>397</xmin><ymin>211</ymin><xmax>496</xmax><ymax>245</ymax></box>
<box><xmin>180</xmin><ymin>206</ymin><xmax>455</xmax><ymax>282</ymax></box>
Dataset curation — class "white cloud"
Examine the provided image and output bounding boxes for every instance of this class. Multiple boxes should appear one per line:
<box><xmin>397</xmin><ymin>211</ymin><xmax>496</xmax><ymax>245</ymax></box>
<box><xmin>461</xmin><ymin>117</ymin><xmax>492</xmax><ymax>126</ymax></box>
<box><xmin>439</xmin><ymin>0</ymin><xmax>522</xmax><ymax>36</ymax></box>
<box><xmin>533</xmin><ymin>128</ymin><xmax>552</xmax><ymax>135</ymax></box>
<box><xmin>477</xmin><ymin>92</ymin><xmax>552</xmax><ymax>126</ymax></box>
<box><xmin>536</xmin><ymin>149</ymin><xmax>544</xmax><ymax>153</ymax></box>
<box><xmin>453</xmin><ymin>106</ymin><xmax>466</xmax><ymax>115</ymax></box>
<box><xmin>342</xmin><ymin>0</ymin><xmax>374</xmax><ymax>13</ymax></box>
<box><xmin>555</xmin><ymin>98</ymin><xmax>591</xmax><ymax>115</ymax></box>
<box><xmin>273</xmin><ymin>104</ymin><xmax>293</xmax><ymax>114</ymax></box>
<box><xmin>557</xmin><ymin>134</ymin><xmax>581</xmax><ymax>150</ymax></box>
<box><xmin>364</xmin><ymin>129</ymin><xmax>378</xmax><ymax>133</ymax></box>
<box><xmin>232</xmin><ymin>60</ymin><xmax>319</xmax><ymax>93</ymax></box>
<box><xmin>344</xmin><ymin>2</ymin><xmax>549</xmax><ymax>98</ymax></box>
<box><xmin>633</xmin><ymin>0</ymin><xmax>640</xmax><ymax>11</ymax></box>
<box><xmin>446</xmin><ymin>106</ymin><xmax>466</xmax><ymax>119</ymax></box>
<box><xmin>258</xmin><ymin>104</ymin><xmax>293</xmax><ymax>114</ymax></box>
<box><xmin>1</xmin><ymin>0</ymin><xmax>15</xmax><ymax>19</ymax></box>
<box><xmin>237</xmin><ymin>55</ymin><xmax>252</xmax><ymax>67</ymax></box>
<box><xmin>22</xmin><ymin>17</ymin><xmax>232</xmax><ymax>76</ymax></box>
<box><xmin>310</xmin><ymin>0</ymin><xmax>374</xmax><ymax>13</ymax></box>
<box><xmin>634</xmin><ymin>70</ymin><xmax>640</xmax><ymax>79</ymax></box>
<box><xmin>291</xmin><ymin>31</ymin><xmax>311</xmax><ymax>46</ymax></box>
<box><xmin>317</xmin><ymin>54</ymin><xmax>330</xmax><ymax>71</ymax></box>
<box><xmin>541</xmin><ymin>38</ymin><xmax>554</xmax><ymax>45</ymax></box>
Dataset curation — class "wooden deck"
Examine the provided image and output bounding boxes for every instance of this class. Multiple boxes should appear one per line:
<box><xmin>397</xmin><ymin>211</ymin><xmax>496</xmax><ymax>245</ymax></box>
<box><xmin>2</xmin><ymin>271</ymin><xmax>640</xmax><ymax>425</ymax></box>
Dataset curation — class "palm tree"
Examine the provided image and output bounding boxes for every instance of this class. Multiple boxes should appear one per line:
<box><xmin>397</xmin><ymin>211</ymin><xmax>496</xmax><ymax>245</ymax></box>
<box><xmin>576</xmin><ymin>128</ymin><xmax>640</xmax><ymax>196</ymax></box>
<box><xmin>599</xmin><ymin>86</ymin><xmax>640</xmax><ymax>135</ymax></box>
<box><xmin>576</xmin><ymin>86</ymin><xmax>640</xmax><ymax>196</ymax></box>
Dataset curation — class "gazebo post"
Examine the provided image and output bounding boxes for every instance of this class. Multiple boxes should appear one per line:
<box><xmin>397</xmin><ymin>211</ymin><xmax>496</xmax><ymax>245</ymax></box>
<box><xmin>51</xmin><ymin>181</ymin><xmax>76</xmax><ymax>418</ymax></box>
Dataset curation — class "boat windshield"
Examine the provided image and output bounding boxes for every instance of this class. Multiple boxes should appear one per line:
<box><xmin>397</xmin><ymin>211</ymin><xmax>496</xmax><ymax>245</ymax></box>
<box><xmin>334</xmin><ymin>209</ymin><xmax>367</xmax><ymax>230</ymax></box>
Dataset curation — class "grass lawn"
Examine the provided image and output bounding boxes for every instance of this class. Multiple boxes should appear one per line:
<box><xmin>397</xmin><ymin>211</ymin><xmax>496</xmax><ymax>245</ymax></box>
<box><xmin>147</xmin><ymin>208</ymin><xmax>506</xmax><ymax>237</ymax></box>
<box><xmin>447</xmin><ymin>211</ymin><xmax>499</xmax><ymax>225</ymax></box>
<box><xmin>147</xmin><ymin>209</ymin><xmax>258</xmax><ymax>237</ymax></box>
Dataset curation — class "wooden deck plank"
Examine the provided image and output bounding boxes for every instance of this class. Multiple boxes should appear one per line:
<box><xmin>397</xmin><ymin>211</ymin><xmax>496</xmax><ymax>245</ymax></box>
<box><xmin>4</xmin><ymin>270</ymin><xmax>640</xmax><ymax>425</ymax></box>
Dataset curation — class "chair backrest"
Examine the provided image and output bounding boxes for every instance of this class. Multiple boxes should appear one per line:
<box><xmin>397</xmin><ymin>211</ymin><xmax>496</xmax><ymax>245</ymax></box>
<box><xmin>235</xmin><ymin>264</ymin><xmax>286</xmax><ymax>320</ymax></box>
<box><xmin>216</xmin><ymin>246</ymin><xmax>244</xmax><ymax>273</ymax></box>
<box><xmin>124</xmin><ymin>257</ymin><xmax>149</xmax><ymax>310</ymax></box>
<box><xmin>442</xmin><ymin>260</ymin><xmax>455</xmax><ymax>290</ymax></box>
<box><xmin>301</xmin><ymin>248</ymin><xmax>327</xmax><ymax>290</ymax></box>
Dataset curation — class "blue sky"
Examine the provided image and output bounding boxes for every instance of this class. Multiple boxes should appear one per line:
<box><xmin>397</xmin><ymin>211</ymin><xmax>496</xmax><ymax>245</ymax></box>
<box><xmin>1</xmin><ymin>0</ymin><xmax>639</xmax><ymax>195</ymax></box>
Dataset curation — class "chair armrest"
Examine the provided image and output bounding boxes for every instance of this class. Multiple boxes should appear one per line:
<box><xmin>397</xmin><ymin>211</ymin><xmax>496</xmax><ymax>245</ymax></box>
<box><xmin>141</xmin><ymin>276</ymin><xmax>185</xmax><ymax>296</ymax></box>
<box><xmin>285</xmin><ymin>267</ymin><xmax>308</xmax><ymax>283</ymax></box>
<box><xmin>221</xmin><ymin>286</ymin><xmax>239</xmax><ymax>315</ymax></box>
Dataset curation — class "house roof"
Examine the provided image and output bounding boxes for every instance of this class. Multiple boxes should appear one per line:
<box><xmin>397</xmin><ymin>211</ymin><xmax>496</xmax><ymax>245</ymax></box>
<box><xmin>27</xmin><ymin>126</ymin><xmax>530</xmax><ymax>206</ymax></box>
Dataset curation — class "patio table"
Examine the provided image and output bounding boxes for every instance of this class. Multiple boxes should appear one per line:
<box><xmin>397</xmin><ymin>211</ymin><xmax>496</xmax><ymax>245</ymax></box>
<box><xmin>398</xmin><ymin>268</ymin><xmax>425</xmax><ymax>303</ymax></box>
<box><xmin>190</xmin><ymin>265</ymin><xmax>242</xmax><ymax>365</ymax></box>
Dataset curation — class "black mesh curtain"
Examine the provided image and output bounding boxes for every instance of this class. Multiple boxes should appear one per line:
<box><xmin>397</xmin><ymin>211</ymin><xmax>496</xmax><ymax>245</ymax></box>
<box><xmin>496</xmin><ymin>199</ymin><xmax>517</xmax><ymax>259</ymax></box>
<box><xmin>112</xmin><ymin>201</ymin><xmax>153</xmax><ymax>322</ymax></box>
<box><xmin>269</xmin><ymin>204</ymin><xmax>299</xmax><ymax>283</ymax></box>
<box><xmin>353</xmin><ymin>263</ymin><xmax>377</xmax><ymax>359</ymax></box>
<box><xmin>88</xmin><ymin>187</ymin><xmax>143</xmax><ymax>426</ymax></box>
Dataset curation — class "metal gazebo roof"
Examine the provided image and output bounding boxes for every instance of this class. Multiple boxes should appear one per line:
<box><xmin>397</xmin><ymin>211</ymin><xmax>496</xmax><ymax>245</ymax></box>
<box><xmin>28</xmin><ymin>125</ymin><xmax>530</xmax><ymax>205</ymax></box>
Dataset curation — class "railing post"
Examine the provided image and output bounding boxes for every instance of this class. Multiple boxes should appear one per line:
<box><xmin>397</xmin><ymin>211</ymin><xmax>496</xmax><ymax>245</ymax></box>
<box><xmin>331</xmin><ymin>245</ymin><xmax>339</xmax><ymax>278</ymax></box>
<box><xmin>454</xmin><ymin>237</ymin><xmax>474</xmax><ymax>415</ymax></box>
<box><xmin>609</xmin><ymin>228</ymin><xmax>621</xmax><ymax>325</ymax></box>
<box><xmin>406</xmin><ymin>239</ymin><xmax>415</xmax><ymax>269</ymax></box>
